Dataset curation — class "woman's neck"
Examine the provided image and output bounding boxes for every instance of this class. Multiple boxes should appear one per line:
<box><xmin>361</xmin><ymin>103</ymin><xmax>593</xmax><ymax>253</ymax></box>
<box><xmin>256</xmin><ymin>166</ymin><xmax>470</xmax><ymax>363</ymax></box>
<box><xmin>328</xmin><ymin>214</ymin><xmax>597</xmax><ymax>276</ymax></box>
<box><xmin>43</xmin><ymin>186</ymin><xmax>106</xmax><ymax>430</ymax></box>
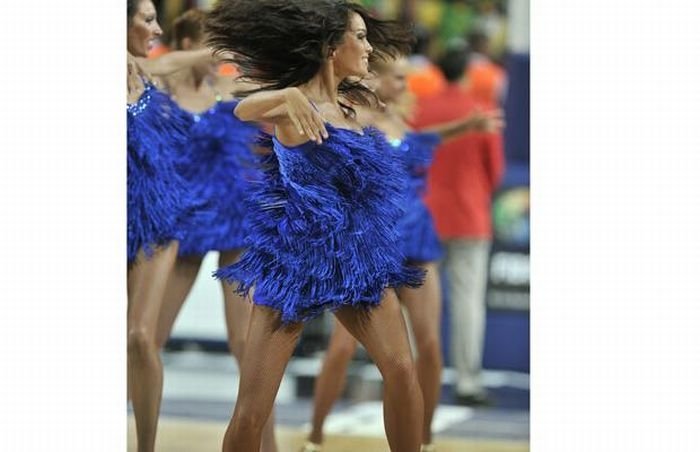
<box><xmin>127</xmin><ymin>52</ymin><xmax>143</xmax><ymax>77</ymax></box>
<box><xmin>127</xmin><ymin>51</ymin><xmax>142</xmax><ymax>63</ymax></box>
<box><xmin>299</xmin><ymin>62</ymin><xmax>341</xmax><ymax>105</ymax></box>
<box><xmin>127</xmin><ymin>53</ymin><xmax>148</xmax><ymax>101</ymax></box>
<box><xmin>377</xmin><ymin>100</ymin><xmax>398</xmax><ymax>119</ymax></box>
<box><xmin>374</xmin><ymin>101</ymin><xmax>408</xmax><ymax>139</ymax></box>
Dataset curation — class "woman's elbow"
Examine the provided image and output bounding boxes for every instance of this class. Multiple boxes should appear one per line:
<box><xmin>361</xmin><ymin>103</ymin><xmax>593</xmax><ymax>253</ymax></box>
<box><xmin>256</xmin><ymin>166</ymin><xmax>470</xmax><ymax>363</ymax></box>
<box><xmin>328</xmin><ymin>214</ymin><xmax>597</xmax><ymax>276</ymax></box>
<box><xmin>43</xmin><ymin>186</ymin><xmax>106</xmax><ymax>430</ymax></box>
<box><xmin>233</xmin><ymin>102</ymin><xmax>251</xmax><ymax>121</ymax></box>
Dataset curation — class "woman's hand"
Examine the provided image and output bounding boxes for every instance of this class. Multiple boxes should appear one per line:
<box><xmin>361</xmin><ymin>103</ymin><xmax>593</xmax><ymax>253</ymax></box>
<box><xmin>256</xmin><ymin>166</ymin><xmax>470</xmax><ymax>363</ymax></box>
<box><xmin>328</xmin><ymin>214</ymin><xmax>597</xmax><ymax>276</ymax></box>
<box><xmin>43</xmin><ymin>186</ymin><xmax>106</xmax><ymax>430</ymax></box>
<box><xmin>283</xmin><ymin>88</ymin><xmax>328</xmax><ymax>144</ymax></box>
<box><xmin>420</xmin><ymin>107</ymin><xmax>505</xmax><ymax>142</ymax></box>
<box><xmin>137</xmin><ymin>48</ymin><xmax>214</xmax><ymax>77</ymax></box>
<box><xmin>233</xmin><ymin>87</ymin><xmax>329</xmax><ymax>146</ymax></box>
<box><xmin>469</xmin><ymin>108</ymin><xmax>505</xmax><ymax>133</ymax></box>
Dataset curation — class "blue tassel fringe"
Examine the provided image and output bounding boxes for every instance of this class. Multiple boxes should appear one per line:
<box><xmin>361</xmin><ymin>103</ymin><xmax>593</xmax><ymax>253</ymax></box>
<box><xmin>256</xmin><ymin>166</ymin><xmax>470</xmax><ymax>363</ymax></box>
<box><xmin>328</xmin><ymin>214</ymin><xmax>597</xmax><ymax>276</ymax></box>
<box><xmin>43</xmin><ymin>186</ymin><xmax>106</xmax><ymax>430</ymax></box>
<box><xmin>127</xmin><ymin>83</ymin><xmax>205</xmax><ymax>264</ymax></box>
<box><xmin>175</xmin><ymin>100</ymin><xmax>261</xmax><ymax>256</ymax></box>
<box><xmin>215</xmin><ymin>125</ymin><xmax>425</xmax><ymax>323</ymax></box>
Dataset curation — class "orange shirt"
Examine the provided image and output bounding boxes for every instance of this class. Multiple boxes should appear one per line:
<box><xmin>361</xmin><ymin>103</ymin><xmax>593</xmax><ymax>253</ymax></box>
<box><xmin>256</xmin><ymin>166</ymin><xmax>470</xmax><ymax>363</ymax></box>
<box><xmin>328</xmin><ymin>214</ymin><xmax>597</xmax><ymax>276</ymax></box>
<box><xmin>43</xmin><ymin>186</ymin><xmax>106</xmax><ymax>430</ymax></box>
<box><xmin>465</xmin><ymin>57</ymin><xmax>506</xmax><ymax>106</ymax></box>
<box><xmin>407</xmin><ymin>60</ymin><xmax>448</xmax><ymax>99</ymax></box>
<box><xmin>411</xmin><ymin>85</ymin><xmax>505</xmax><ymax>239</ymax></box>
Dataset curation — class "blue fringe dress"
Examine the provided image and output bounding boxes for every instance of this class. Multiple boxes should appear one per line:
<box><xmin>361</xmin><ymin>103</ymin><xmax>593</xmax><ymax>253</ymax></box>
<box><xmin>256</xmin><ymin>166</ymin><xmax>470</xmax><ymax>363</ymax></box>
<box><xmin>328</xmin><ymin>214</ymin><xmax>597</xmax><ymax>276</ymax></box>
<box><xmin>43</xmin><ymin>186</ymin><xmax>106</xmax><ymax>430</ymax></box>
<box><xmin>174</xmin><ymin>100</ymin><xmax>260</xmax><ymax>256</ymax></box>
<box><xmin>127</xmin><ymin>81</ymin><xmax>199</xmax><ymax>264</ymax></box>
<box><xmin>215</xmin><ymin>125</ymin><xmax>425</xmax><ymax>323</ymax></box>
<box><xmin>390</xmin><ymin>132</ymin><xmax>443</xmax><ymax>263</ymax></box>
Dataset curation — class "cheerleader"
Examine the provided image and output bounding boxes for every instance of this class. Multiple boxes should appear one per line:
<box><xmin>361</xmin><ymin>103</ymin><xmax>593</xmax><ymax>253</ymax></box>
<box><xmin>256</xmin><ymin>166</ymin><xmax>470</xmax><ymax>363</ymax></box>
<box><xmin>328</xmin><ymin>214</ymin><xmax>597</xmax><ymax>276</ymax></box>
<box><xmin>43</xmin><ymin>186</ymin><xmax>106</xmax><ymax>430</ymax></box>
<box><xmin>206</xmin><ymin>1</ymin><xmax>426</xmax><ymax>450</ymax></box>
<box><xmin>152</xmin><ymin>9</ymin><xmax>278</xmax><ymax>452</ymax></box>
<box><xmin>127</xmin><ymin>1</ymin><xmax>213</xmax><ymax>451</ymax></box>
<box><xmin>302</xmin><ymin>56</ymin><xmax>502</xmax><ymax>452</ymax></box>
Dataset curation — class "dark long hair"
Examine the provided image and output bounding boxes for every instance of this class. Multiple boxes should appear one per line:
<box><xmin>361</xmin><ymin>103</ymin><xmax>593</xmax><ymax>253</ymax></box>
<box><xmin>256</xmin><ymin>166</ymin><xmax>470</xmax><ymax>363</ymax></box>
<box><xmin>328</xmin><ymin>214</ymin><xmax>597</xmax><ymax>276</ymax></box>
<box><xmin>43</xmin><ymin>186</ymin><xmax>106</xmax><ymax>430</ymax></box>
<box><xmin>127</xmin><ymin>0</ymin><xmax>139</xmax><ymax>24</ymax></box>
<box><xmin>205</xmin><ymin>0</ymin><xmax>413</xmax><ymax>116</ymax></box>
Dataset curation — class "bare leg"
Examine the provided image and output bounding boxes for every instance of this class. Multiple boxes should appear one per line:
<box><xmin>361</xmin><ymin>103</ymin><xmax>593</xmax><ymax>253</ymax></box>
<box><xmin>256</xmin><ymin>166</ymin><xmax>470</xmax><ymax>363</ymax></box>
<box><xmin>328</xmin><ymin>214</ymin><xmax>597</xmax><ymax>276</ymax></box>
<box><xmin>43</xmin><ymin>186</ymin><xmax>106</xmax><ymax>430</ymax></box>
<box><xmin>259</xmin><ymin>410</ymin><xmax>278</xmax><ymax>452</ymax></box>
<box><xmin>334</xmin><ymin>290</ymin><xmax>424</xmax><ymax>452</ymax></box>
<box><xmin>155</xmin><ymin>254</ymin><xmax>203</xmax><ymax>349</ymax></box>
<box><xmin>127</xmin><ymin>242</ymin><xmax>179</xmax><ymax>452</ymax></box>
<box><xmin>220</xmin><ymin>250</ymin><xmax>251</xmax><ymax>361</ymax></box>
<box><xmin>220</xmin><ymin>250</ymin><xmax>279</xmax><ymax>452</ymax></box>
<box><xmin>222</xmin><ymin>305</ymin><xmax>303</xmax><ymax>452</ymax></box>
<box><xmin>398</xmin><ymin>262</ymin><xmax>443</xmax><ymax>445</ymax></box>
<box><xmin>307</xmin><ymin>319</ymin><xmax>358</xmax><ymax>445</ymax></box>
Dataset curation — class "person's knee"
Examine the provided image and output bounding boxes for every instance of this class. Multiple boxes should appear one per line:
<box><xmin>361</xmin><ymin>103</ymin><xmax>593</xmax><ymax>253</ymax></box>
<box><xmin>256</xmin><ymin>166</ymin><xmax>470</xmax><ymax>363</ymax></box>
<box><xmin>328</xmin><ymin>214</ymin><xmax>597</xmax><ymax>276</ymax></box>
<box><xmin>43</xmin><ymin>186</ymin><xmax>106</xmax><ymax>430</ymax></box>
<box><xmin>416</xmin><ymin>333</ymin><xmax>441</xmax><ymax>363</ymax></box>
<box><xmin>235</xmin><ymin>403</ymin><xmax>269</xmax><ymax>433</ymax></box>
<box><xmin>127</xmin><ymin>326</ymin><xmax>154</xmax><ymax>356</ymax></box>
<box><xmin>383</xmin><ymin>354</ymin><xmax>417</xmax><ymax>385</ymax></box>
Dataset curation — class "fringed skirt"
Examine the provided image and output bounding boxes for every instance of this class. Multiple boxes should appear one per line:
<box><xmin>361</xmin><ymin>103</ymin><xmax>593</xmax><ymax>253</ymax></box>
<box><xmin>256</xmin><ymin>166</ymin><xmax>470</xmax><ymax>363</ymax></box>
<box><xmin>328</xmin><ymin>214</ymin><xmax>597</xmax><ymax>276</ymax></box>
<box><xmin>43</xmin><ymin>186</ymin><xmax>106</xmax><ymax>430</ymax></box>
<box><xmin>399</xmin><ymin>197</ymin><xmax>443</xmax><ymax>263</ymax></box>
<box><xmin>127</xmin><ymin>84</ymin><xmax>202</xmax><ymax>264</ymax></box>
<box><xmin>215</xmin><ymin>126</ymin><xmax>425</xmax><ymax>323</ymax></box>
<box><xmin>175</xmin><ymin>101</ymin><xmax>260</xmax><ymax>256</ymax></box>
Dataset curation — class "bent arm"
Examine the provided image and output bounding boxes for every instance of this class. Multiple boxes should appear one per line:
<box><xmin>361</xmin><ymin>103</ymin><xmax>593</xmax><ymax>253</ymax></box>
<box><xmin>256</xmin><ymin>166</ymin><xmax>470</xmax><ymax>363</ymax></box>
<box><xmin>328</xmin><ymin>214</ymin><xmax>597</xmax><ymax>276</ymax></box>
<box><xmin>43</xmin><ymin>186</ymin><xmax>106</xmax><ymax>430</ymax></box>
<box><xmin>213</xmin><ymin>75</ymin><xmax>260</xmax><ymax>100</ymax></box>
<box><xmin>420</xmin><ymin>115</ymin><xmax>480</xmax><ymax>143</ymax></box>
<box><xmin>235</xmin><ymin>88</ymin><xmax>328</xmax><ymax>146</ymax></box>
<box><xmin>136</xmin><ymin>48</ymin><xmax>212</xmax><ymax>76</ymax></box>
<box><xmin>420</xmin><ymin>109</ymin><xmax>503</xmax><ymax>143</ymax></box>
<box><xmin>234</xmin><ymin>89</ymin><xmax>295</xmax><ymax>122</ymax></box>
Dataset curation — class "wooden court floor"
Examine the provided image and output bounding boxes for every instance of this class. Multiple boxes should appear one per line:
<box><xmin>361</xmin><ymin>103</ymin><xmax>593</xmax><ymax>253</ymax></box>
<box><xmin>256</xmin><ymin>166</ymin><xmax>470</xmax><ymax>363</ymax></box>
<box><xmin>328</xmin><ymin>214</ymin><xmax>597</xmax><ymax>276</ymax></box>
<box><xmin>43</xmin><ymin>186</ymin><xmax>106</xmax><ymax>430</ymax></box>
<box><xmin>128</xmin><ymin>416</ymin><xmax>529</xmax><ymax>452</ymax></box>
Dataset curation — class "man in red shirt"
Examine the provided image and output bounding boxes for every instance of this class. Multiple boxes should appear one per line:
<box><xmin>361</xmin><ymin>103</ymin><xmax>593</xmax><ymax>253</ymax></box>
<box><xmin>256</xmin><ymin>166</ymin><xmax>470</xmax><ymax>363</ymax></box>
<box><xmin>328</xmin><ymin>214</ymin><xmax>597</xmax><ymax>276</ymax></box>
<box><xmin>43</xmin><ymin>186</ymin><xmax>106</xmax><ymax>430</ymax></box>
<box><xmin>412</xmin><ymin>46</ymin><xmax>505</xmax><ymax>405</ymax></box>
<box><xmin>465</xmin><ymin>31</ymin><xmax>507</xmax><ymax>107</ymax></box>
